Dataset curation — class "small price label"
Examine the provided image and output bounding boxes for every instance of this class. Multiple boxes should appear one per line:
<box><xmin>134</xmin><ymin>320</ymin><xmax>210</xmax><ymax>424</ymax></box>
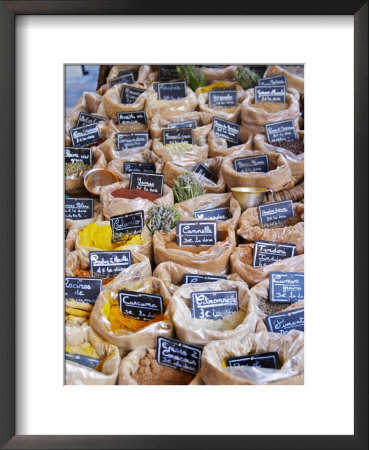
<box><xmin>258</xmin><ymin>74</ymin><xmax>287</xmax><ymax>87</ymax></box>
<box><xmin>119</xmin><ymin>290</ymin><xmax>164</xmax><ymax>321</ymax></box>
<box><xmin>193</xmin><ymin>163</ymin><xmax>214</xmax><ymax>180</ymax></box>
<box><xmin>167</xmin><ymin>120</ymin><xmax>197</xmax><ymax>129</ymax></box>
<box><xmin>212</xmin><ymin>117</ymin><xmax>240</xmax><ymax>145</ymax></box>
<box><xmin>258</xmin><ymin>200</ymin><xmax>295</xmax><ymax>227</ymax></box>
<box><xmin>233</xmin><ymin>155</ymin><xmax>269</xmax><ymax>173</ymax></box>
<box><xmin>121</xmin><ymin>86</ymin><xmax>146</xmax><ymax>104</ymax></box>
<box><xmin>162</xmin><ymin>127</ymin><xmax>193</xmax><ymax>145</ymax></box>
<box><xmin>194</xmin><ymin>207</ymin><xmax>230</xmax><ymax>221</ymax></box>
<box><xmin>254</xmin><ymin>85</ymin><xmax>286</xmax><ymax>103</ymax></box>
<box><xmin>65</xmin><ymin>198</ymin><xmax>93</xmax><ymax>220</ymax></box>
<box><xmin>116</xmin><ymin>132</ymin><xmax>149</xmax><ymax>151</ymax></box>
<box><xmin>123</xmin><ymin>162</ymin><xmax>155</xmax><ymax>174</ymax></box>
<box><xmin>65</xmin><ymin>277</ymin><xmax>102</xmax><ymax>305</ymax></box>
<box><xmin>158</xmin><ymin>82</ymin><xmax>186</xmax><ymax>100</ymax></box>
<box><xmin>89</xmin><ymin>250</ymin><xmax>131</xmax><ymax>279</ymax></box>
<box><xmin>65</xmin><ymin>147</ymin><xmax>92</xmax><ymax>165</ymax></box>
<box><xmin>65</xmin><ymin>353</ymin><xmax>100</xmax><ymax>369</ymax></box>
<box><xmin>110</xmin><ymin>210</ymin><xmax>144</xmax><ymax>242</ymax></box>
<box><xmin>176</xmin><ymin>221</ymin><xmax>217</xmax><ymax>247</ymax></box>
<box><xmin>265</xmin><ymin>308</ymin><xmax>304</xmax><ymax>334</ymax></box>
<box><xmin>183</xmin><ymin>274</ymin><xmax>226</xmax><ymax>284</ymax></box>
<box><xmin>129</xmin><ymin>172</ymin><xmax>164</xmax><ymax>195</ymax></box>
<box><xmin>208</xmin><ymin>90</ymin><xmax>237</xmax><ymax>108</ymax></box>
<box><xmin>265</xmin><ymin>119</ymin><xmax>298</xmax><ymax>144</ymax></box>
<box><xmin>109</xmin><ymin>73</ymin><xmax>135</xmax><ymax>87</ymax></box>
<box><xmin>70</xmin><ymin>123</ymin><xmax>100</xmax><ymax>147</ymax></box>
<box><xmin>76</xmin><ymin>112</ymin><xmax>106</xmax><ymax>128</ymax></box>
<box><xmin>158</xmin><ymin>65</ymin><xmax>179</xmax><ymax>82</ymax></box>
<box><xmin>190</xmin><ymin>289</ymin><xmax>238</xmax><ymax>320</ymax></box>
<box><xmin>156</xmin><ymin>336</ymin><xmax>202</xmax><ymax>375</ymax></box>
<box><xmin>269</xmin><ymin>272</ymin><xmax>304</xmax><ymax>303</ymax></box>
<box><xmin>226</xmin><ymin>352</ymin><xmax>280</xmax><ymax>368</ymax></box>
<box><xmin>117</xmin><ymin>110</ymin><xmax>147</xmax><ymax>124</ymax></box>
<box><xmin>253</xmin><ymin>240</ymin><xmax>296</xmax><ymax>268</ymax></box>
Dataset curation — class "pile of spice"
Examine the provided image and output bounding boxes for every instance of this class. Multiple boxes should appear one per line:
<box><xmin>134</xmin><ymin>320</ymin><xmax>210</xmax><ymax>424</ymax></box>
<box><xmin>65</xmin><ymin>161</ymin><xmax>92</xmax><ymax>176</ymax></box>
<box><xmin>277</xmin><ymin>139</ymin><xmax>304</xmax><ymax>155</ymax></box>
<box><xmin>72</xmin><ymin>268</ymin><xmax>113</xmax><ymax>285</ymax></box>
<box><xmin>253</xmin><ymin>102</ymin><xmax>288</xmax><ymax>113</ymax></box>
<box><xmin>186</xmin><ymin>309</ymin><xmax>246</xmax><ymax>332</ymax></box>
<box><xmin>78</xmin><ymin>223</ymin><xmax>143</xmax><ymax>250</ymax></box>
<box><xmin>164</xmin><ymin>142</ymin><xmax>195</xmax><ymax>153</ymax></box>
<box><xmin>118</xmin><ymin>123</ymin><xmax>147</xmax><ymax>133</ymax></box>
<box><xmin>258</xmin><ymin>297</ymin><xmax>292</xmax><ymax>315</ymax></box>
<box><xmin>111</xmin><ymin>187</ymin><xmax>162</xmax><ymax>201</ymax></box>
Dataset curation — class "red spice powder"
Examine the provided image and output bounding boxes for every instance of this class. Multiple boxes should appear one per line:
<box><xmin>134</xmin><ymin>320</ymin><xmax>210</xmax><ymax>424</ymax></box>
<box><xmin>111</xmin><ymin>188</ymin><xmax>161</xmax><ymax>201</ymax></box>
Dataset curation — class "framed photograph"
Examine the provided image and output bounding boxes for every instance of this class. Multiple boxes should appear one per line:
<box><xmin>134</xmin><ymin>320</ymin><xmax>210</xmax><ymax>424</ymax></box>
<box><xmin>1</xmin><ymin>1</ymin><xmax>367</xmax><ymax>449</ymax></box>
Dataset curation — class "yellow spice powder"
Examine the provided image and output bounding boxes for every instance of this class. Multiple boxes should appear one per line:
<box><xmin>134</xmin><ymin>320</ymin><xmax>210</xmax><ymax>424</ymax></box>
<box><xmin>65</xmin><ymin>342</ymin><xmax>99</xmax><ymax>358</ymax></box>
<box><xmin>78</xmin><ymin>223</ymin><xmax>143</xmax><ymax>250</ymax></box>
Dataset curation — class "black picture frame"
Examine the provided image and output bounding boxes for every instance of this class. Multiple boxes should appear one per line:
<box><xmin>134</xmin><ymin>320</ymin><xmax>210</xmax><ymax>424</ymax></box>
<box><xmin>0</xmin><ymin>1</ymin><xmax>367</xmax><ymax>449</ymax></box>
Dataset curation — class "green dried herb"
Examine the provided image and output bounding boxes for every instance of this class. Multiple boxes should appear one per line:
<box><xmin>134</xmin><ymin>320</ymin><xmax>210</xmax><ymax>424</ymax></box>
<box><xmin>176</xmin><ymin>65</ymin><xmax>206</xmax><ymax>91</ymax></box>
<box><xmin>147</xmin><ymin>205</ymin><xmax>181</xmax><ymax>234</ymax></box>
<box><xmin>172</xmin><ymin>170</ymin><xmax>206</xmax><ymax>203</ymax></box>
<box><xmin>235</xmin><ymin>65</ymin><xmax>260</xmax><ymax>90</ymax></box>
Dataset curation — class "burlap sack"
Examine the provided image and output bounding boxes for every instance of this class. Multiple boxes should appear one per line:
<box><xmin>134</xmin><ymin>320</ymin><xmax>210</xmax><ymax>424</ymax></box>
<box><xmin>65</xmin><ymin>198</ymin><xmax>104</xmax><ymax>235</ymax></box>
<box><xmin>262</xmin><ymin>181</ymin><xmax>304</xmax><ymax>204</ymax></box>
<box><xmin>95</xmin><ymin>134</ymin><xmax>152</xmax><ymax>163</ymax></box>
<box><xmin>153</xmin><ymin>261</ymin><xmax>244</xmax><ymax>295</ymax></box>
<box><xmin>89</xmin><ymin>277</ymin><xmax>173</xmax><ymax>350</ymax></box>
<box><xmin>152</xmin><ymin>137</ymin><xmax>209</xmax><ymax>167</ymax></box>
<box><xmin>237</xmin><ymin>203</ymin><xmax>304</xmax><ymax>254</ymax></box>
<box><xmin>65</xmin><ymin>91</ymin><xmax>104</xmax><ymax>135</ymax></box>
<box><xmin>106</xmin><ymin>65</ymin><xmax>141</xmax><ymax>83</ymax></box>
<box><xmin>102</xmin><ymin>83</ymin><xmax>150</xmax><ymax>119</ymax></box>
<box><xmin>145</xmin><ymin>86</ymin><xmax>198</xmax><ymax>120</ymax></box>
<box><xmin>240</xmin><ymin>87</ymin><xmax>301</xmax><ymax>136</ymax></box>
<box><xmin>200</xmin><ymin>330</ymin><xmax>304</xmax><ymax>385</ymax></box>
<box><xmin>208</xmin><ymin>130</ymin><xmax>253</xmax><ymax>158</ymax></box>
<box><xmin>264</xmin><ymin>65</ymin><xmax>304</xmax><ymax>95</ymax></box>
<box><xmin>175</xmin><ymin>193</ymin><xmax>241</xmax><ymax>232</ymax></box>
<box><xmin>230</xmin><ymin>244</ymin><xmax>304</xmax><ymax>287</ymax></box>
<box><xmin>197</xmin><ymin>87</ymin><xmax>246</xmax><ymax>122</ymax></box>
<box><xmin>202</xmin><ymin>65</ymin><xmax>238</xmax><ymax>82</ymax></box>
<box><xmin>221</xmin><ymin>149</ymin><xmax>292</xmax><ymax>191</ymax></box>
<box><xmin>99</xmin><ymin>180</ymin><xmax>174</xmax><ymax>220</ymax></box>
<box><xmin>107</xmin><ymin>152</ymin><xmax>164</xmax><ymax>183</ymax></box>
<box><xmin>153</xmin><ymin>225</ymin><xmax>236</xmax><ymax>274</ymax></box>
<box><xmin>65</xmin><ymin>322</ymin><xmax>121</xmax><ymax>385</ymax></box>
<box><xmin>163</xmin><ymin>156</ymin><xmax>226</xmax><ymax>194</ymax></box>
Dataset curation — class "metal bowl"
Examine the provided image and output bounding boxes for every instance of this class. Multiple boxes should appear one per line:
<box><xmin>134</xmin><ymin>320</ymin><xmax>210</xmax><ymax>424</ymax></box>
<box><xmin>84</xmin><ymin>168</ymin><xmax>119</xmax><ymax>196</ymax></box>
<box><xmin>231</xmin><ymin>187</ymin><xmax>270</xmax><ymax>211</ymax></box>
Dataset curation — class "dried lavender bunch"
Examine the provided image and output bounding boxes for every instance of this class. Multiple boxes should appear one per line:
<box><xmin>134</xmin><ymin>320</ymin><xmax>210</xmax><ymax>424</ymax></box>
<box><xmin>172</xmin><ymin>170</ymin><xmax>206</xmax><ymax>203</ymax></box>
<box><xmin>235</xmin><ymin>65</ymin><xmax>260</xmax><ymax>89</ymax></box>
<box><xmin>147</xmin><ymin>205</ymin><xmax>181</xmax><ymax>234</ymax></box>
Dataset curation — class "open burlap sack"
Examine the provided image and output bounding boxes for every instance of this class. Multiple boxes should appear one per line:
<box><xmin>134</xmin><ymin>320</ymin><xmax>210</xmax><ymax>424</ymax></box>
<box><xmin>197</xmin><ymin>87</ymin><xmax>246</xmax><ymax>122</ymax></box>
<box><xmin>176</xmin><ymin>193</ymin><xmax>241</xmax><ymax>232</ymax></box>
<box><xmin>237</xmin><ymin>202</ymin><xmax>304</xmax><ymax>254</ymax></box>
<box><xmin>107</xmin><ymin>152</ymin><xmax>164</xmax><ymax>183</ymax></box>
<box><xmin>65</xmin><ymin>198</ymin><xmax>104</xmax><ymax>234</ymax></box>
<box><xmin>65</xmin><ymin>322</ymin><xmax>121</xmax><ymax>385</ymax></box>
<box><xmin>240</xmin><ymin>87</ymin><xmax>301</xmax><ymax>136</ymax></box>
<box><xmin>221</xmin><ymin>149</ymin><xmax>293</xmax><ymax>191</ymax></box>
<box><xmin>230</xmin><ymin>244</ymin><xmax>304</xmax><ymax>287</ymax></box>
<box><xmin>100</xmin><ymin>180</ymin><xmax>174</xmax><ymax>220</ymax></box>
<box><xmin>89</xmin><ymin>277</ymin><xmax>173</xmax><ymax>350</ymax></box>
<box><xmin>202</xmin><ymin>65</ymin><xmax>238</xmax><ymax>82</ymax></box>
<box><xmin>153</xmin><ymin>225</ymin><xmax>236</xmax><ymax>274</ymax></box>
<box><xmin>163</xmin><ymin>156</ymin><xmax>226</xmax><ymax>194</ymax></box>
<box><xmin>208</xmin><ymin>130</ymin><xmax>253</xmax><ymax>158</ymax></box>
<box><xmin>95</xmin><ymin>133</ymin><xmax>152</xmax><ymax>163</ymax></box>
<box><xmin>264</xmin><ymin>65</ymin><xmax>304</xmax><ymax>95</ymax></box>
<box><xmin>106</xmin><ymin>65</ymin><xmax>140</xmax><ymax>82</ymax></box>
<box><xmin>102</xmin><ymin>83</ymin><xmax>150</xmax><ymax>119</ymax></box>
<box><xmin>66</xmin><ymin>91</ymin><xmax>104</xmax><ymax>134</ymax></box>
<box><xmin>201</xmin><ymin>330</ymin><xmax>304</xmax><ymax>385</ymax></box>
<box><xmin>262</xmin><ymin>181</ymin><xmax>304</xmax><ymax>204</ymax></box>
<box><xmin>152</xmin><ymin>137</ymin><xmax>209</xmax><ymax>167</ymax></box>
<box><xmin>153</xmin><ymin>261</ymin><xmax>244</xmax><ymax>295</ymax></box>
<box><xmin>145</xmin><ymin>86</ymin><xmax>198</xmax><ymax>120</ymax></box>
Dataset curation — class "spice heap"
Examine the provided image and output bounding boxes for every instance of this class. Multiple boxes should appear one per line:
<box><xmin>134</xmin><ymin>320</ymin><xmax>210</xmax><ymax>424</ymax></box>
<box><xmin>164</xmin><ymin>142</ymin><xmax>195</xmax><ymax>153</ymax></box>
<box><xmin>78</xmin><ymin>223</ymin><xmax>143</xmax><ymax>250</ymax></box>
<box><xmin>258</xmin><ymin>297</ymin><xmax>291</xmax><ymax>315</ymax></box>
<box><xmin>65</xmin><ymin>161</ymin><xmax>92</xmax><ymax>176</ymax></box>
<box><xmin>118</xmin><ymin>123</ymin><xmax>147</xmax><ymax>133</ymax></box>
<box><xmin>277</xmin><ymin>139</ymin><xmax>304</xmax><ymax>155</ymax></box>
<box><xmin>111</xmin><ymin>188</ymin><xmax>161</xmax><ymax>201</ymax></box>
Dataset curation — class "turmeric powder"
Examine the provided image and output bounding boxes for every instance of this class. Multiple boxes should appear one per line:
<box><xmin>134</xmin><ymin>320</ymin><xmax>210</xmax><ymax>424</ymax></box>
<box><xmin>78</xmin><ymin>223</ymin><xmax>143</xmax><ymax>250</ymax></box>
<box><xmin>197</xmin><ymin>81</ymin><xmax>236</xmax><ymax>94</ymax></box>
<box><xmin>73</xmin><ymin>268</ymin><xmax>113</xmax><ymax>285</ymax></box>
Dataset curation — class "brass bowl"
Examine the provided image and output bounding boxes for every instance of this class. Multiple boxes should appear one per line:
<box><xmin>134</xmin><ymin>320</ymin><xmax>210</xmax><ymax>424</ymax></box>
<box><xmin>231</xmin><ymin>187</ymin><xmax>270</xmax><ymax>211</ymax></box>
<box><xmin>84</xmin><ymin>168</ymin><xmax>119</xmax><ymax>196</ymax></box>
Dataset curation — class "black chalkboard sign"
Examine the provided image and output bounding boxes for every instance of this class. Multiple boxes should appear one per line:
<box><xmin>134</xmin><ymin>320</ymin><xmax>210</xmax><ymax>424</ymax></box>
<box><xmin>121</xmin><ymin>86</ymin><xmax>146</xmax><ymax>104</ymax></box>
<box><xmin>254</xmin><ymin>85</ymin><xmax>286</xmax><ymax>103</ymax></box>
<box><xmin>116</xmin><ymin>132</ymin><xmax>149</xmax><ymax>151</ymax></box>
<box><xmin>119</xmin><ymin>290</ymin><xmax>164</xmax><ymax>321</ymax></box>
<box><xmin>258</xmin><ymin>200</ymin><xmax>295</xmax><ymax>227</ymax></box>
<box><xmin>158</xmin><ymin>65</ymin><xmax>179</xmax><ymax>82</ymax></box>
<box><xmin>253</xmin><ymin>240</ymin><xmax>296</xmax><ymax>268</ymax></box>
<box><xmin>70</xmin><ymin>123</ymin><xmax>100</xmax><ymax>147</ymax></box>
<box><xmin>65</xmin><ymin>198</ymin><xmax>93</xmax><ymax>220</ymax></box>
<box><xmin>162</xmin><ymin>127</ymin><xmax>193</xmax><ymax>145</ymax></box>
<box><xmin>208</xmin><ymin>90</ymin><xmax>237</xmax><ymax>108</ymax></box>
<box><xmin>269</xmin><ymin>272</ymin><xmax>304</xmax><ymax>303</ymax></box>
<box><xmin>193</xmin><ymin>162</ymin><xmax>214</xmax><ymax>180</ymax></box>
<box><xmin>158</xmin><ymin>82</ymin><xmax>186</xmax><ymax>100</ymax></box>
<box><xmin>123</xmin><ymin>162</ymin><xmax>155</xmax><ymax>174</ymax></box>
<box><xmin>167</xmin><ymin>120</ymin><xmax>197</xmax><ymax>129</ymax></box>
<box><xmin>183</xmin><ymin>274</ymin><xmax>227</xmax><ymax>284</ymax></box>
<box><xmin>117</xmin><ymin>110</ymin><xmax>147</xmax><ymax>125</ymax></box>
<box><xmin>109</xmin><ymin>73</ymin><xmax>135</xmax><ymax>87</ymax></box>
<box><xmin>265</xmin><ymin>308</ymin><xmax>304</xmax><ymax>334</ymax></box>
<box><xmin>265</xmin><ymin>119</ymin><xmax>298</xmax><ymax>144</ymax></box>
<box><xmin>65</xmin><ymin>277</ymin><xmax>102</xmax><ymax>305</ymax></box>
<box><xmin>156</xmin><ymin>336</ymin><xmax>202</xmax><ymax>375</ymax></box>
<box><xmin>65</xmin><ymin>352</ymin><xmax>100</xmax><ymax>369</ymax></box>
<box><xmin>89</xmin><ymin>250</ymin><xmax>131</xmax><ymax>279</ymax></box>
<box><xmin>258</xmin><ymin>74</ymin><xmax>287</xmax><ymax>87</ymax></box>
<box><xmin>76</xmin><ymin>112</ymin><xmax>106</xmax><ymax>128</ymax></box>
<box><xmin>176</xmin><ymin>221</ymin><xmax>217</xmax><ymax>247</ymax></box>
<box><xmin>233</xmin><ymin>155</ymin><xmax>269</xmax><ymax>173</ymax></box>
<box><xmin>118</xmin><ymin>69</ymin><xmax>139</xmax><ymax>80</ymax></box>
<box><xmin>190</xmin><ymin>289</ymin><xmax>238</xmax><ymax>320</ymax></box>
<box><xmin>110</xmin><ymin>210</ymin><xmax>144</xmax><ymax>242</ymax></box>
<box><xmin>65</xmin><ymin>147</ymin><xmax>92</xmax><ymax>165</ymax></box>
<box><xmin>212</xmin><ymin>117</ymin><xmax>240</xmax><ymax>145</ymax></box>
<box><xmin>194</xmin><ymin>207</ymin><xmax>231</xmax><ymax>221</ymax></box>
<box><xmin>226</xmin><ymin>351</ymin><xmax>280</xmax><ymax>369</ymax></box>
<box><xmin>129</xmin><ymin>172</ymin><xmax>164</xmax><ymax>195</ymax></box>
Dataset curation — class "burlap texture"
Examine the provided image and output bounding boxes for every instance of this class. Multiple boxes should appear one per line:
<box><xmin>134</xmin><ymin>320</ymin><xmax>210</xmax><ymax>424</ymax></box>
<box><xmin>145</xmin><ymin>86</ymin><xmax>198</xmax><ymax>120</ymax></box>
<box><xmin>106</xmin><ymin>65</ymin><xmax>140</xmax><ymax>82</ymax></box>
<box><xmin>264</xmin><ymin>65</ymin><xmax>304</xmax><ymax>95</ymax></box>
<box><xmin>202</xmin><ymin>65</ymin><xmax>238</xmax><ymax>82</ymax></box>
<box><xmin>95</xmin><ymin>134</ymin><xmax>152</xmax><ymax>163</ymax></box>
<box><xmin>208</xmin><ymin>130</ymin><xmax>253</xmax><ymax>158</ymax></box>
<box><xmin>262</xmin><ymin>181</ymin><xmax>304</xmax><ymax>204</ymax></box>
<box><xmin>107</xmin><ymin>152</ymin><xmax>164</xmax><ymax>183</ymax></box>
<box><xmin>102</xmin><ymin>83</ymin><xmax>150</xmax><ymax>119</ymax></box>
<box><xmin>152</xmin><ymin>137</ymin><xmax>209</xmax><ymax>167</ymax></box>
<box><xmin>197</xmin><ymin>87</ymin><xmax>246</xmax><ymax>122</ymax></box>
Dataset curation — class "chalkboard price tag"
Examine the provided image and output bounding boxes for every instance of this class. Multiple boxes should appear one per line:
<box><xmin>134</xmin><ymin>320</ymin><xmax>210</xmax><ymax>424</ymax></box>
<box><xmin>269</xmin><ymin>272</ymin><xmax>304</xmax><ymax>303</ymax></box>
<box><xmin>253</xmin><ymin>240</ymin><xmax>296</xmax><ymax>267</ymax></box>
<box><xmin>226</xmin><ymin>351</ymin><xmax>280</xmax><ymax>369</ymax></box>
<box><xmin>65</xmin><ymin>198</ymin><xmax>93</xmax><ymax>220</ymax></box>
<box><xmin>65</xmin><ymin>277</ymin><xmax>102</xmax><ymax>305</ymax></box>
<box><xmin>208</xmin><ymin>90</ymin><xmax>237</xmax><ymax>108</ymax></box>
<box><xmin>119</xmin><ymin>290</ymin><xmax>164</xmax><ymax>321</ymax></box>
<box><xmin>183</xmin><ymin>274</ymin><xmax>227</xmax><ymax>284</ymax></box>
<box><xmin>76</xmin><ymin>112</ymin><xmax>106</xmax><ymax>128</ymax></box>
<box><xmin>65</xmin><ymin>147</ymin><xmax>92</xmax><ymax>165</ymax></box>
<box><xmin>193</xmin><ymin>162</ymin><xmax>214</xmax><ymax>180</ymax></box>
<box><xmin>190</xmin><ymin>289</ymin><xmax>238</xmax><ymax>320</ymax></box>
<box><xmin>254</xmin><ymin>85</ymin><xmax>286</xmax><ymax>103</ymax></box>
<box><xmin>176</xmin><ymin>221</ymin><xmax>217</xmax><ymax>247</ymax></box>
<box><xmin>70</xmin><ymin>123</ymin><xmax>100</xmax><ymax>147</ymax></box>
<box><xmin>265</xmin><ymin>308</ymin><xmax>304</xmax><ymax>334</ymax></box>
<box><xmin>116</xmin><ymin>110</ymin><xmax>147</xmax><ymax>124</ymax></box>
<box><xmin>156</xmin><ymin>336</ymin><xmax>202</xmax><ymax>375</ymax></box>
<box><xmin>118</xmin><ymin>69</ymin><xmax>139</xmax><ymax>80</ymax></box>
<box><xmin>162</xmin><ymin>127</ymin><xmax>193</xmax><ymax>145</ymax></box>
<box><xmin>121</xmin><ymin>86</ymin><xmax>146</xmax><ymax>104</ymax></box>
<box><xmin>129</xmin><ymin>172</ymin><xmax>164</xmax><ymax>195</ymax></box>
<box><xmin>123</xmin><ymin>162</ymin><xmax>155</xmax><ymax>174</ymax></box>
<box><xmin>109</xmin><ymin>73</ymin><xmax>135</xmax><ymax>87</ymax></box>
<box><xmin>194</xmin><ymin>206</ymin><xmax>231</xmax><ymax>221</ymax></box>
<box><xmin>258</xmin><ymin>74</ymin><xmax>287</xmax><ymax>87</ymax></box>
<box><xmin>212</xmin><ymin>117</ymin><xmax>240</xmax><ymax>144</ymax></box>
<box><xmin>233</xmin><ymin>155</ymin><xmax>269</xmax><ymax>173</ymax></box>
<box><xmin>89</xmin><ymin>250</ymin><xmax>131</xmax><ymax>279</ymax></box>
<box><xmin>158</xmin><ymin>82</ymin><xmax>186</xmax><ymax>100</ymax></box>
<box><xmin>265</xmin><ymin>119</ymin><xmax>298</xmax><ymax>144</ymax></box>
<box><xmin>167</xmin><ymin>120</ymin><xmax>197</xmax><ymax>129</ymax></box>
<box><xmin>116</xmin><ymin>132</ymin><xmax>149</xmax><ymax>151</ymax></box>
<box><xmin>110</xmin><ymin>210</ymin><xmax>144</xmax><ymax>241</ymax></box>
<box><xmin>158</xmin><ymin>65</ymin><xmax>179</xmax><ymax>82</ymax></box>
<box><xmin>65</xmin><ymin>352</ymin><xmax>100</xmax><ymax>369</ymax></box>
<box><xmin>258</xmin><ymin>200</ymin><xmax>295</xmax><ymax>227</ymax></box>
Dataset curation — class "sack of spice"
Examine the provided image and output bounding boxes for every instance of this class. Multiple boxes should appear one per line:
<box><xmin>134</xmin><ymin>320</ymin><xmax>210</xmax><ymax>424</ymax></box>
<box><xmin>194</xmin><ymin>80</ymin><xmax>241</xmax><ymax>97</ymax></box>
<box><xmin>230</xmin><ymin>244</ymin><xmax>304</xmax><ymax>287</ymax></box>
<box><xmin>262</xmin><ymin>181</ymin><xmax>304</xmax><ymax>204</ymax></box>
<box><xmin>65</xmin><ymin>198</ymin><xmax>104</xmax><ymax>236</ymax></box>
<box><xmin>95</xmin><ymin>133</ymin><xmax>152</xmax><ymax>163</ymax></box>
<box><xmin>145</xmin><ymin>86</ymin><xmax>198</xmax><ymax>120</ymax></box>
<box><xmin>202</xmin><ymin>65</ymin><xmax>238</xmax><ymax>82</ymax></box>
<box><xmin>197</xmin><ymin>86</ymin><xmax>246</xmax><ymax>123</ymax></box>
<box><xmin>152</xmin><ymin>136</ymin><xmax>209</xmax><ymax>167</ymax></box>
<box><xmin>240</xmin><ymin>87</ymin><xmax>301</xmax><ymax>137</ymax></box>
<box><xmin>89</xmin><ymin>276</ymin><xmax>173</xmax><ymax>350</ymax></box>
<box><xmin>107</xmin><ymin>152</ymin><xmax>164</xmax><ymax>183</ymax></box>
<box><xmin>237</xmin><ymin>202</ymin><xmax>304</xmax><ymax>255</ymax></box>
<box><xmin>153</xmin><ymin>225</ymin><xmax>236</xmax><ymax>274</ymax></box>
<box><xmin>170</xmin><ymin>279</ymin><xmax>259</xmax><ymax>346</ymax></box>
<box><xmin>65</xmin><ymin>91</ymin><xmax>104</xmax><ymax>135</ymax></box>
<box><xmin>99</xmin><ymin>180</ymin><xmax>174</xmax><ymax>220</ymax></box>
<box><xmin>264</xmin><ymin>65</ymin><xmax>304</xmax><ymax>95</ymax></box>
<box><xmin>102</xmin><ymin>83</ymin><xmax>150</xmax><ymax>120</ymax></box>
<box><xmin>221</xmin><ymin>149</ymin><xmax>293</xmax><ymax>191</ymax></box>
<box><xmin>208</xmin><ymin>129</ymin><xmax>253</xmax><ymax>158</ymax></box>
<box><xmin>200</xmin><ymin>330</ymin><xmax>304</xmax><ymax>385</ymax></box>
